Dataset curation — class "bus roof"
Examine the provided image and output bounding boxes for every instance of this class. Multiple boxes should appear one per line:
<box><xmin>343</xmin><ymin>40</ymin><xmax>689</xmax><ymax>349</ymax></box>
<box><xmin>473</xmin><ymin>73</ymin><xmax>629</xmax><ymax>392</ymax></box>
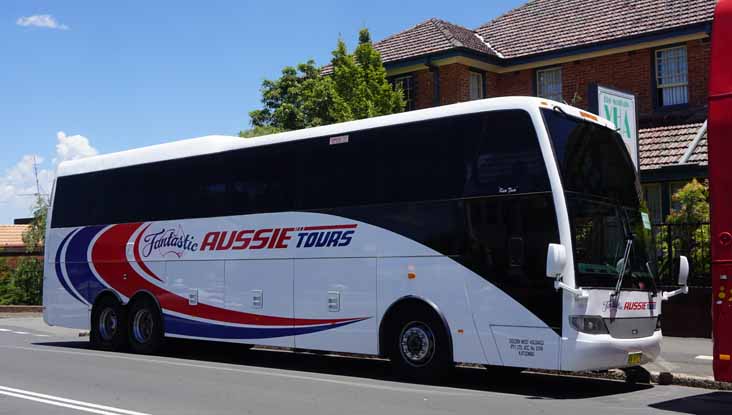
<box><xmin>56</xmin><ymin>96</ymin><xmax>615</xmax><ymax>177</ymax></box>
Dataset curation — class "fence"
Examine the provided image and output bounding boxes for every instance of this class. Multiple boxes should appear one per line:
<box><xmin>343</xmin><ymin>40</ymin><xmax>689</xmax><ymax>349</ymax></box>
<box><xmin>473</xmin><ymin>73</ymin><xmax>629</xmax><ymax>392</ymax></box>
<box><xmin>651</xmin><ymin>222</ymin><xmax>712</xmax><ymax>337</ymax></box>
<box><xmin>652</xmin><ymin>222</ymin><xmax>711</xmax><ymax>287</ymax></box>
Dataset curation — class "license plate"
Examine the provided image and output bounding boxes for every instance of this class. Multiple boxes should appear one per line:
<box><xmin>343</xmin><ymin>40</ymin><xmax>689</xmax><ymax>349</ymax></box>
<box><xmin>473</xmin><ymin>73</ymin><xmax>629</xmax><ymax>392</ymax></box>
<box><xmin>627</xmin><ymin>352</ymin><xmax>643</xmax><ymax>366</ymax></box>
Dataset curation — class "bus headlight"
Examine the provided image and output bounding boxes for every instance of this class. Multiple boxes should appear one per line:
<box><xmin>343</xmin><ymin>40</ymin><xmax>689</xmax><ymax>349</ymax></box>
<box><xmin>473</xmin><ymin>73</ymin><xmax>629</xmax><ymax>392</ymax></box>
<box><xmin>570</xmin><ymin>315</ymin><xmax>609</xmax><ymax>335</ymax></box>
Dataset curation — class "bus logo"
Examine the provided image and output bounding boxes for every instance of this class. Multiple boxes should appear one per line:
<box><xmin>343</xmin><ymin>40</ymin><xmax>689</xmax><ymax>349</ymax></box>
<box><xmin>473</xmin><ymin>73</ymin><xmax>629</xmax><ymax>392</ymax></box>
<box><xmin>199</xmin><ymin>224</ymin><xmax>357</xmax><ymax>252</ymax></box>
<box><xmin>141</xmin><ymin>225</ymin><xmax>200</xmax><ymax>258</ymax></box>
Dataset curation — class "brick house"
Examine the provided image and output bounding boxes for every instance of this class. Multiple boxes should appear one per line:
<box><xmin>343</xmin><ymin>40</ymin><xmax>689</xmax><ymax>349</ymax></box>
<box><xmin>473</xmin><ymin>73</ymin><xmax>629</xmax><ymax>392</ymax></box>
<box><xmin>369</xmin><ymin>0</ymin><xmax>715</xmax><ymax>225</ymax></box>
<box><xmin>0</xmin><ymin>225</ymin><xmax>33</xmax><ymax>268</ymax></box>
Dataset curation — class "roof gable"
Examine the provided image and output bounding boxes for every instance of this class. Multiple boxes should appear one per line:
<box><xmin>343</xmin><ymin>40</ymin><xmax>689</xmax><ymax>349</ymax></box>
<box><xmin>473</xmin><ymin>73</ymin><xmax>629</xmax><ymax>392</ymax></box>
<box><xmin>373</xmin><ymin>18</ymin><xmax>496</xmax><ymax>65</ymax></box>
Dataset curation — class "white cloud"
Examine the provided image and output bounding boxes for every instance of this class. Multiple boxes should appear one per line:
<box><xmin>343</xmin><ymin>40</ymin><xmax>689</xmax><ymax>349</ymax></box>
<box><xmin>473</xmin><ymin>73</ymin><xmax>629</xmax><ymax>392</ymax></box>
<box><xmin>55</xmin><ymin>132</ymin><xmax>98</xmax><ymax>164</ymax></box>
<box><xmin>0</xmin><ymin>132</ymin><xmax>97</xmax><ymax>222</ymax></box>
<box><xmin>16</xmin><ymin>14</ymin><xmax>69</xmax><ymax>30</ymax></box>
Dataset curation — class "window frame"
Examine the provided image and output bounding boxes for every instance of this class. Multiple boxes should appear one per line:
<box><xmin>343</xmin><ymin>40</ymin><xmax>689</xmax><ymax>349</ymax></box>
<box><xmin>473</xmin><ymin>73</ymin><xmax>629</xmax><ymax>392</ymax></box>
<box><xmin>535</xmin><ymin>67</ymin><xmax>563</xmax><ymax>102</ymax></box>
<box><xmin>469</xmin><ymin>70</ymin><xmax>485</xmax><ymax>101</ymax></box>
<box><xmin>391</xmin><ymin>74</ymin><xmax>415</xmax><ymax>111</ymax></box>
<box><xmin>654</xmin><ymin>45</ymin><xmax>689</xmax><ymax>108</ymax></box>
<box><xmin>642</xmin><ymin>183</ymin><xmax>663</xmax><ymax>224</ymax></box>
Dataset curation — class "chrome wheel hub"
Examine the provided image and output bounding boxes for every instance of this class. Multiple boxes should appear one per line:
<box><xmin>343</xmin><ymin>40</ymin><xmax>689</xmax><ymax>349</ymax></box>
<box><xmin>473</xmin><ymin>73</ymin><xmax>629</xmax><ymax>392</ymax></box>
<box><xmin>98</xmin><ymin>308</ymin><xmax>118</xmax><ymax>341</ymax></box>
<box><xmin>399</xmin><ymin>323</ymin><xmax>435</xmax><ymax>367</ymax></box>
<box><xmin>132</xmin><ymin>309</ymin><xmax>154</xmax><ymax>344</ymax></box>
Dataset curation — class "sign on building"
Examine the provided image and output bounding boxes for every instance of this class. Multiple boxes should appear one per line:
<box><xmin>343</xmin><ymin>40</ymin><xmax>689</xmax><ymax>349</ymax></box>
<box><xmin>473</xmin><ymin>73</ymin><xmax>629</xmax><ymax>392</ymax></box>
<box><xmin>588</xmin><ymin>84</ymin><xmax>639</xmax><ymax>170</ymax></box>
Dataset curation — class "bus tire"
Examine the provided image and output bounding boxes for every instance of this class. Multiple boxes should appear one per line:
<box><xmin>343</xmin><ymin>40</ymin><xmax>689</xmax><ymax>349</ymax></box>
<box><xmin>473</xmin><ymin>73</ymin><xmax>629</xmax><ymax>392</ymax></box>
<box><xmin>127</xmin><ymin>296</ymin><xmax>164</xmax><ymax>354</ymax></box>
<box><xmin>386</xmin><ymin>306</ymin><xmax>451</xmax><ymax>382</ymax></box>
<box><xmin>90</xmin><ymin>295</ymin><xmax>127</xmax><ymax>351</ymax></box>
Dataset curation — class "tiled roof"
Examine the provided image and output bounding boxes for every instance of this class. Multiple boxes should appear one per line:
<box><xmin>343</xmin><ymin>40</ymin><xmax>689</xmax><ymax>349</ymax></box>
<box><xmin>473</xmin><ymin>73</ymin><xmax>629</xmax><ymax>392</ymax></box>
<box><xmin>375</xmin><ymin>18</ymin><xmax>497</xmax><ymax>64</ymax></box>
<box><xmin>321</xmin><ymin>18</ymin><xmax>495</xmax><ymax>74</ymax></box>
<box><xmin>639</xmin><ymin>122</ymin><xmax>707</xmax><ymax>171</ymax></box>
<box><xmin>0</xmin><ymin>225</ymin><xmax>28</xmax><ymax>250</ymax></box>
<box><xmin>475</xmin><ymin>0</ymin><xmax>716</xmax><ymax>59</ymax></box>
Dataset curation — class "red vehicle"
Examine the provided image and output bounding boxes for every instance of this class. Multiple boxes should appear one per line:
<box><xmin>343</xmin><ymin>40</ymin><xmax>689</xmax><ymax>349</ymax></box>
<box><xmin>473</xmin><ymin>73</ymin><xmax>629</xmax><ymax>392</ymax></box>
<box><xmin>709</xmin><ymin>0</ymin><xmax>732</xmax><ymax>383</ymax></box>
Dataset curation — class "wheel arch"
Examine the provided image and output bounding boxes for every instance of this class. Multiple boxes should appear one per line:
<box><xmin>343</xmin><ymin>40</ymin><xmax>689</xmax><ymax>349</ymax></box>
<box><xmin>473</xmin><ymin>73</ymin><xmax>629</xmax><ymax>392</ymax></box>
<box><xmin>91</xmin><ymin>289</ymin><xmax>124</xmax><ymax>310</ymax></box>
<box><xmin>128</xmin><ymin>290</ymin><xmax>163</xmax><ymax>315</ymax></box>
<box><xmin>127</xmin><ymin>290</ymin><xmax>165</xmax><ymax>336</ymax></box>
<box><xmin>378</xmin><ymin>295</ymin><xmax>454</xmax><ymax>362</ymax></box>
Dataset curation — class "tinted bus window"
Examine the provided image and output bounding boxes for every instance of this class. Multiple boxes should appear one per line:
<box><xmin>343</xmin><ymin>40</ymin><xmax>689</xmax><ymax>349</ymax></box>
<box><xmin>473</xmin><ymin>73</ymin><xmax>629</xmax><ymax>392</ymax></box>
<box><xmin>464</xmin><ymin>110</ymin><xmax>550</xmax><ymax>197</ymax></box>
<box><xmin>51</xmin><ymin>109</ymin><xmax>550</xmax><ymax>228</ymax></box>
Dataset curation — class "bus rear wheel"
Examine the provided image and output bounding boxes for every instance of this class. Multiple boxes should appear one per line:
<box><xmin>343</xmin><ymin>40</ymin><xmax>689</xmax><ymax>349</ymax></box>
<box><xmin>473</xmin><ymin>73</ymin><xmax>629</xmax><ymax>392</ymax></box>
<box><xmin>387</xmin><ymin>307</ymin><xmax>451</xmax><ymax>382</ymax></box>
<box><xmin>90</xmin><ymin>296</ymin><xmax>127</xmax><ymax>351</ymax></box>
<box><xmin>127</xmin><ymin>297</ymin><xmax>164</xmax><ymax>354</ymax></box>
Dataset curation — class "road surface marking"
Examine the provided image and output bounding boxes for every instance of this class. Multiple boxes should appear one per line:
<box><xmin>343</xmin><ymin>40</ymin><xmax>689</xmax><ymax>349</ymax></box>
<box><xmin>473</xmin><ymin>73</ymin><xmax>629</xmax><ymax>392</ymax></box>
<box><xmin>0</xmin><ymin>385</ymin><xmax>150</xmax><ymax>415</ymax></box>
<box><xmin>0</xmin><ymin>344</ymin><xmax>482</xmax><ymax>398</ymax></box>
<box><xmin>12</xmin><ymin>331</ymin><xmax>29</xmax><ymax>335</ymax></box>
<box><xmin>33</xmin><ymin>334</ymin><xmax>50</xmax><ymax>337</ymax></box>
<box><xmin>0</xmin><ymin>328</ymin><xmax>11</xmax><ymax>332</ymax></box>
<box><xmin>695</xmin><ymin>355</ymin><xmax>713</xmax><ymax>360</ymax></box>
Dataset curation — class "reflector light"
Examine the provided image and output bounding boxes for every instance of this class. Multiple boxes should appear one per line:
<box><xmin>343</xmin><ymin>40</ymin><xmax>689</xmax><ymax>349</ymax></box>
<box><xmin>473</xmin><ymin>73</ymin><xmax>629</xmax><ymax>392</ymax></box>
<box><xmin>580</xmin><ymin>111</ymin><xmax>598</xmax><ymax>121</ymax></box>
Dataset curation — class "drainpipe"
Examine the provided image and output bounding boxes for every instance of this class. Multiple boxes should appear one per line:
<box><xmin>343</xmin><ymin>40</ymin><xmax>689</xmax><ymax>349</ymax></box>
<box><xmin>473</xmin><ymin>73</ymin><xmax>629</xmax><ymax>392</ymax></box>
<box><xmin>679</xmin><ymin>120</ymin><xmax>708</xmax><ymax>164</ymax></box>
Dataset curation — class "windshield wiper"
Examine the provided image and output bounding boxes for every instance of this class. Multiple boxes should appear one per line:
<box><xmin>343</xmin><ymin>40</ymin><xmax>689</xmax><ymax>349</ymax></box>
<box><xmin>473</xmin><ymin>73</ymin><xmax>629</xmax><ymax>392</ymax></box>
<box><xmin>612</xmin><ymin>237</ymin><xmax>633</xmax><ymax>302</ymax></box>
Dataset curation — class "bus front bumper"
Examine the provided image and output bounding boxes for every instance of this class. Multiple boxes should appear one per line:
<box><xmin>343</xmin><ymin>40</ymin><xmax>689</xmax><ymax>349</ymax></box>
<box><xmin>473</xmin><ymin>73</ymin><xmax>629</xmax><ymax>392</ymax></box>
<box><xmin>561</xmin><ymin>330</ymin><xmax>662</xmax><ymax>372</ymax></box>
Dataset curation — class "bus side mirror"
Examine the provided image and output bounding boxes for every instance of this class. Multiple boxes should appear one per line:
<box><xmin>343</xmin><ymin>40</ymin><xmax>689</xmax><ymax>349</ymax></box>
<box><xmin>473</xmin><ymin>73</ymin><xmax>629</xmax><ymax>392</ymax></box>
<box><xmin>678</xmin><ymin>255</ymin><xmax>690</xmax><ymax>287</ymax></box>
<box><xmin>662</xmin><ymin>255</ymin><xmax>690</xmax><ymax>301</ymax></box>
<box><xmin>546</xmin><ymin>243</ymin><xmax>567</xmax><ymax>278</ymax></box>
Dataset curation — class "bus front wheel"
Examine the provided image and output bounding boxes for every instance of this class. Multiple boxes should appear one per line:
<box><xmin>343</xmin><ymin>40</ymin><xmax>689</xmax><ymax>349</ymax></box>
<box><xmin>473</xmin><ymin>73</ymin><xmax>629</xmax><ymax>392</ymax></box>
<box><xmin>386</xmin><ymin>306</ymin><xmax>451</xmax><ymax>382</ymax></box>
<box><xmin>90</xmin><ymin>295</ymin><xmax>127</xmax><ymax>351</ymax></box>
<box><xmin>127</xmin><ymin>297</ymin><xmax>164</xmax><ymax>354</ymax></box>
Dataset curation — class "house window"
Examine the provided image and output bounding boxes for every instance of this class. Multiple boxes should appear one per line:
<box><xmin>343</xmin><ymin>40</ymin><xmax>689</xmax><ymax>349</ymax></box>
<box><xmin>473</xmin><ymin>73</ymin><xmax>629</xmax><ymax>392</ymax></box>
<box><xmin>536</xmin><ymin>67</ymin><xmax>562</xmax><ymax>102</ymax></box>
<box><xmin>655</xmin><ymin>46</ymin><xmax>688</xmax><ymax>106</ymax></box>
<box><xmin>469</xmin><ymin>71</ymin><xmax>484</xmax><ymax>100</ymax></box>
<box><xmin>669</xmin><ymin>181</ymin><xmax>687</xmax><ymax>213</ymax></box>
<box><xmin>391</xmin><ymin>75</ymin><xmax>415</xmax><ymax>111</ymax></box>
<box><xmin>643</xmin><ymin>183</ymin><xmax>663</xmax><ymax>224</ymax></box>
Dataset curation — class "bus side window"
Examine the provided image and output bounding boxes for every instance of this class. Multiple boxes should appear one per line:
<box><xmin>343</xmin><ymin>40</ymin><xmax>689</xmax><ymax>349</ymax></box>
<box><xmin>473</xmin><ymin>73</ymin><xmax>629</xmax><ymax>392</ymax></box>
<box><xmin>465</xmin><ymin>110</ymin><xmax>550</xmax><ymax>198</ymax></box>
<box><xmin>295</xmin><ymin>131</ymin><xmax>382</xmax><ymax>210</ymax></box>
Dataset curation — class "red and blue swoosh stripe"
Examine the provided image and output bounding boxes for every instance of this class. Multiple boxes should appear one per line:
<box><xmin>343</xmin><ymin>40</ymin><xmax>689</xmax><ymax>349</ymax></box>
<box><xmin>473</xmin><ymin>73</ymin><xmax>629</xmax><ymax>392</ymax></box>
<box><xmin>55</xmin><ymin>223</ymin><xmax>369</xmax><ymax>339</ymax></box>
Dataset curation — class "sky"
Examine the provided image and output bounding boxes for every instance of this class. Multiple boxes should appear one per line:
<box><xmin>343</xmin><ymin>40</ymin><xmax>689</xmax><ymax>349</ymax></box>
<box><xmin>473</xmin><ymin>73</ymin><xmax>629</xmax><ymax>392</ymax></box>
<box><xmin>0</xmin><ymin>0</ymin><xmax>524</xmax><ymax>223</ymax></box>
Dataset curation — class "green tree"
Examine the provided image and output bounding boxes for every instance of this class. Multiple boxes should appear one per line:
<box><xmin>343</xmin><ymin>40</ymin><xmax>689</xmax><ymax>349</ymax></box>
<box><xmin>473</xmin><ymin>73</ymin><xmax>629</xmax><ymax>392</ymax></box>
<box><xmin>239</xmin><ymin>125</ymin><xmax>285</xmax><ymax>139</ymax></box>
<box><xmin>22</xmin><ymin>196</ymin><xmax>48</xmax><ymax>250</ymax></box>
<box><xmin>656</xmin><ymin>179</ymin><xmax>710</xmax><ymax>285</ymax></box>
<box><xmin>0</xmin><ymin>196</ymin><xmax>47</xmax><ymax>305</ymax></box>
<box><xmin>245</xmin><ymin>28</ymin><xmax>404</xmax><ymax>134</ymax></box>
<box><xmin>0</xmin><ymin>257</ymin><xmax>43</xmax><ymax>305</ymax></box>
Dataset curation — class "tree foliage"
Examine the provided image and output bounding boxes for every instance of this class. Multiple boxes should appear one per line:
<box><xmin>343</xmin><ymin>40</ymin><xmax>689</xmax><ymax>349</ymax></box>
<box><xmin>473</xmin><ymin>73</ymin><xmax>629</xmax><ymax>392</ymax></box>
<box><xmin>0</xmin><ymin>196</ymin><xmax>47</xmax><ymax>305</ymax></box>
<box><xmin>656</xmin><ymin>179</ymin><xmax>710</xmax><ymax>285</ymax></box>
<box><xmin>22</xmin><ymin>196</ymin><xmax>48</xmax><ymax>251</ymax></box>
<box><xmin>245</xmin><ymin>28</ymin><xmax>404</xmax><ymax>134</ymax></box>
<box><xmin>0</xmin><ymin>257</ymin><xmax>43</xmax><ymax>305</ymax></box>
<box><xmin>239</xmin><ymin>125</ymin><xmax>285</xmax><ymax>139</ymax></box>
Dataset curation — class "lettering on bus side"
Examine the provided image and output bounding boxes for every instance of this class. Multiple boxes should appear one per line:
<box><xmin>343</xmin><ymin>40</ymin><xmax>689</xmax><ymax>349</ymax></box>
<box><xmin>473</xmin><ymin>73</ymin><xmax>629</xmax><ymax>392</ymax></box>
<box><xmin>199</xmin><ymin>225</ymin><xmax>356</xmax><ymax>251</ymax></box>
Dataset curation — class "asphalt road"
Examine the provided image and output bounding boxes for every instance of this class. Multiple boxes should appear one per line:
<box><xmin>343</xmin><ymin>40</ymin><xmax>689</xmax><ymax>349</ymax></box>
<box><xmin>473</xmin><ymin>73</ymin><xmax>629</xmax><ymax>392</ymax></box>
<box><xmin>0</xmin><ymin>317</ymin><xmax>730</xmax><ymax>415</ymax></box>
<box><xmin>646</xmin><ymin>336</ymin><xmax>715</xmax><ymax>379</ymax></box>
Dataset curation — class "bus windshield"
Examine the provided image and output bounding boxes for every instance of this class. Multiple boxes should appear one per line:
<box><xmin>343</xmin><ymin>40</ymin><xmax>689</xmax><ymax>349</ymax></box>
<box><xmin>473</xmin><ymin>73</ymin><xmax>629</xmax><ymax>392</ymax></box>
<box><xmin>542</xmin><ymin>108</ymin><xmax>657</xmax><ymax>291</ymax></box>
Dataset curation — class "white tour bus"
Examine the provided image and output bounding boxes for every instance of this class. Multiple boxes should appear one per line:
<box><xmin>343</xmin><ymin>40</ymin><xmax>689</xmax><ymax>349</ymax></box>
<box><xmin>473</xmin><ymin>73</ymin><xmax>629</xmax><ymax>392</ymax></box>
<box><xmin>43</xmin><ymin>97</ymin><xmax>689</xmax><ymax>380</ymax></box>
